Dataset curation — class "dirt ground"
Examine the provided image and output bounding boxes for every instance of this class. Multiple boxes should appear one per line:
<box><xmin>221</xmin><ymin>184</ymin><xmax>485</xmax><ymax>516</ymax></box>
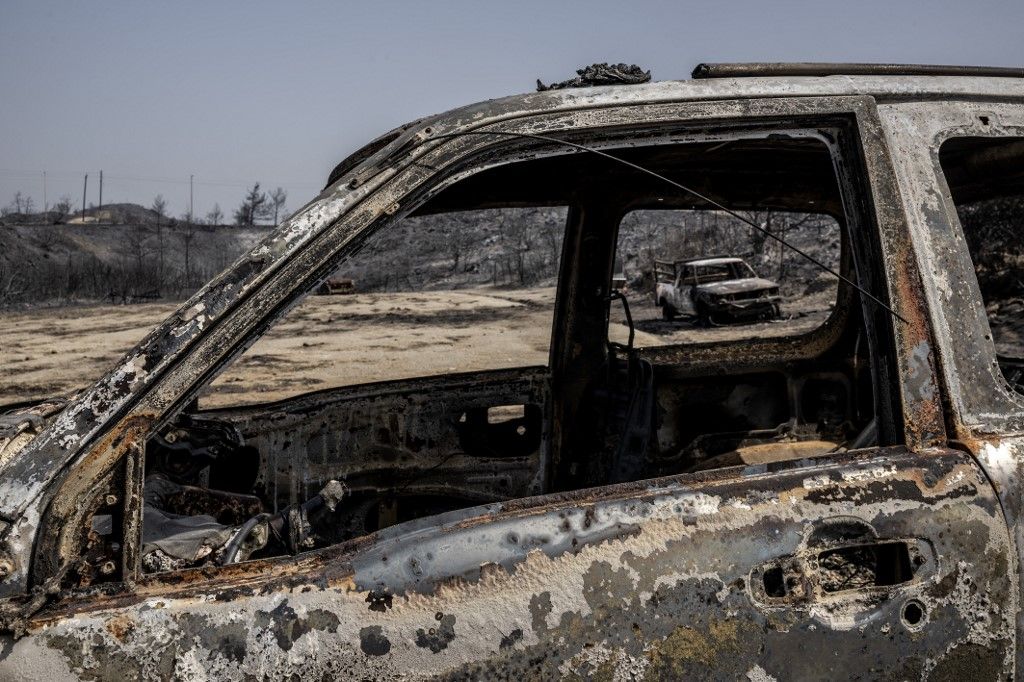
<box><xmin>0</xmin><ymin>286</ymin><xmax>841</xmax><ymax>409</ymax></box>
<box><xmin>0</xmin><ymin>290</ymin><xmax>557</xmax><ymax>408</ymax></box>
<box><xmin>1</xmin><ymin>301</ymin><xmax>183</xmax><ymax>406</ymax></box>
<box><xmin>204</xmin><ymin>288</ymin><xmax>558</xmax><ymax>407</ymax></box>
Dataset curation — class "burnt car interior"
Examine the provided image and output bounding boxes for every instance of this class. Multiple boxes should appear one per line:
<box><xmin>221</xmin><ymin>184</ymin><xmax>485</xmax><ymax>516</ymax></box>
<box><xmin>67</xmin><ymin>121</ymin><xmax>901</xmax><ymax>583</ymax></box>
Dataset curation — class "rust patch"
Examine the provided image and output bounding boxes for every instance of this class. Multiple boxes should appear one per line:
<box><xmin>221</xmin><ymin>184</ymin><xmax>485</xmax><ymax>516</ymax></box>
<box><xmin>104</xmin><ymin>614</ymin><xmax>135</xmax><ymax>643</ymax></box>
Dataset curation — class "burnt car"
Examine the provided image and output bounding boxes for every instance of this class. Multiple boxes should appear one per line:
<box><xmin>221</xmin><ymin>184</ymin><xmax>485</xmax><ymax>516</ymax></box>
<box><xmin>655</xmin><ymin>256</ymin><xmax>781</xmax><ymax>324</ymax></box>
<box><xmin>315</xmin><ymin>277</ymin><xmax>356</xmax><ymax>295</ymax></box>
<box><xmin>1</xmin><ymin>62</ymin><xmax>1024</xmax><ymax>679</ymax></box>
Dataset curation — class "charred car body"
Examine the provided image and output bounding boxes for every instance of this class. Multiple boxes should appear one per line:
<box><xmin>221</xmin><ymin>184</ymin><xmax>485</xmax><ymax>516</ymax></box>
<box><xmin>0</xmin><ymin>62</ymin><xmax>1023</xmax><ymax>679</ymax></box>
<box><xmin>655</xmin><ymin>256</ymin><xmax>781</xmax><ymax>324</ymax></box>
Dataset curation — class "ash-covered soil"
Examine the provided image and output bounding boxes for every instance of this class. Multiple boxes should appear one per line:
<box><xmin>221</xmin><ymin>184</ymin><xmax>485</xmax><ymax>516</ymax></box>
<box><xmin>1</xmin><ymin>286</ymin><xmax>837</xmax><ymax>408</ymax></box>
<box><xmin>0</xmin><ymin>290</ymin><xmax>557</xmax><ymax>408</ymax></box>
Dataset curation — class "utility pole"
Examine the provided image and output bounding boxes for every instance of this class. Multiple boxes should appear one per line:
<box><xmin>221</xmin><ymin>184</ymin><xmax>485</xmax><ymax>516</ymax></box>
<box><xmin>98</xmin><ymin>170</ymin><xmax>103</xmax><ymax>213</ymax></box>
<box><xmin>81</xmin><ymin>173</ymin><xmax>88</xmax><ymax>222</ymax></box>
<box><xmin>43</xmin><ymin>171</ymin><xmax>47</xmax><ymax>212</ymax></box>
<box><xmin>186</xmin><ymin>174</ymin><xmax>195</xmax><ymax>290</ymax></box>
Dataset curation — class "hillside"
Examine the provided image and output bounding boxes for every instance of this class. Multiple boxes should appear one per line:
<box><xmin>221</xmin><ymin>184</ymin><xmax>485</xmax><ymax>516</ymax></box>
<box><xmin>0</xmin><ymin>218</ymin><xmax>272</xmax><ymax>307</ymax></box>
<box><xmin>0</xmin><ymin>204</ymin><xmax>842</xmax><ymax>309</ymax></box>
<box><xmin>0</xmin><ymin>202</ymin><xmax>165</xmax><ymax>227</ymax></box>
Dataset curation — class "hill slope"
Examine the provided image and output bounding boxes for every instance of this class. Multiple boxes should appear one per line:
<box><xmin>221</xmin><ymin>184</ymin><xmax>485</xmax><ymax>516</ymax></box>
<box><xmin>0</xmin><ymin>220</ymin><xmax>272</xmax><ymax>307</ymax></box>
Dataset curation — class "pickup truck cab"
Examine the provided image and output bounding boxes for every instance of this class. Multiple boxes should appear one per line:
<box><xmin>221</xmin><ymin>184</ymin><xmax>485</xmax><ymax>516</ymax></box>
<box><xmin>655</xmin><ymin>256</ymin><xmax>781</xmax><ymax>324</ymax></box>
<box><xmin>1</xmin><ymin>62</ymin><xmax>1024</xmax><ymax>680</ymax></box>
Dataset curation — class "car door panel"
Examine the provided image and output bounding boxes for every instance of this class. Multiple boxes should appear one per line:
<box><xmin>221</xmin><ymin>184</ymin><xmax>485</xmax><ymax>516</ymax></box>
<box><xmin>9</xmin><ymin>447</ymin><xmax>1011</xmax><ymax>680</ymax></box>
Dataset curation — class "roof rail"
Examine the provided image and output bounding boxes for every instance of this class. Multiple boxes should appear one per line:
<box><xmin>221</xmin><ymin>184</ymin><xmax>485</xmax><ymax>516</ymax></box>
<box><xmin>691</xmin><ymin>63</ymin><xmax>1024</xmax><ymax>79</ymax></box>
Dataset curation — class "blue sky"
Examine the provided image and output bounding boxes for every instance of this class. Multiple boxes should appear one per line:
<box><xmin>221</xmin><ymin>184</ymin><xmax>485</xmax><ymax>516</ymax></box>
<box><xmin>2</xmin><ymin>0</ymin><xmax>1023</xmax><ymax>219</ymax></box>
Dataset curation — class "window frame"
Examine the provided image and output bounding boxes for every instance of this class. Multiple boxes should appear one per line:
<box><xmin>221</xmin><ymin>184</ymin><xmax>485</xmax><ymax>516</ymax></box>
<box><xmin>597</xmin><ymin>122</ymin><xmax>900</xmax><ymax>385</ymax></box>
<box><xmin>878</xmin><ymin>100</ymin><xmax>1024</xmax><ymax>436</ymax></box>
<box><xmin>32</xmin><ymin>95</ymin><xmax>937</xmax><ymax>603</ymax></box>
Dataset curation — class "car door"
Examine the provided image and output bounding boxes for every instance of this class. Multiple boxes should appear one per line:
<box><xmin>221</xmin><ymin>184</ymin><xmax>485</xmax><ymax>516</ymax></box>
<box><xmin>879</xmin><ymin>98</ymin><xmax>1024</xmax><ymax>678</ymax></box>
<box><xmin>2</xmin><ymin>94</ymin><xmax>1014</xmax><ymax>680</ymax></box>
<box><xmin>13</xmin><ymin>446</ymin><xmax>1009</xmax><ymax>680</ymax></box>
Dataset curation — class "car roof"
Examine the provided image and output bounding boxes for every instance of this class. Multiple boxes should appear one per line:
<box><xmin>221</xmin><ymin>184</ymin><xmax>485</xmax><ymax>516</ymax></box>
<box><xmin>421</xmin><ymin>73</ymin><xmax>1024</xmax><ymax>131</ymax></box>
<box><xmin>333</xmin><ymin>68</ymin><xmax>1024</xmax><ymax>190</ymax></box>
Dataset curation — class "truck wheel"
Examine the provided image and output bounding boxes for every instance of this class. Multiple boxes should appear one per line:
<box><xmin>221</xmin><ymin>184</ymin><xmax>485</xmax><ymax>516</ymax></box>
<box><xmin>697</xmin><ymin>303</ymin><xmax>712</xmax><ymax>328</ymax></box>
<box><xmin>661</xmin><ymin>303</ymin><xmax>676</xmax><ymax>321</ymax></box>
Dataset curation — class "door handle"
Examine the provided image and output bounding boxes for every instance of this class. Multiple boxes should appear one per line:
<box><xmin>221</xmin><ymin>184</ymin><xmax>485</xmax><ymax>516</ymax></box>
<box><xmin>750</xmin><ymin>537</ymin><xmax>934</xmax><ymax>605</ymax></box>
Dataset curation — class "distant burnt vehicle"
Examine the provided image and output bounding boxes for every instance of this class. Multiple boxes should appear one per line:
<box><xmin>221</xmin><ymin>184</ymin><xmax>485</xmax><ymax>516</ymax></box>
<box><xmin>315</xmin><ymin>277</ymin><xmax>356</xmax><ymax>295</ymax></box>
<box><xmin>655</xmin><ymin>256</ymin><xmax>781</xmax><ymax>325</ymax></box>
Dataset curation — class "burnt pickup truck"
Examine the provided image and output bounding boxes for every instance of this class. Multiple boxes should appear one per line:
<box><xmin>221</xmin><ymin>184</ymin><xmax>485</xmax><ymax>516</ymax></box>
<box><xmin>1</xmin><ymin>62</ymin><xmax>1024</xmax><ymax>680</ymax></box>
<box><xmin>655</xmin><ymin>256</ymin><xmax>781</xmax><ymax>324</ymax></box>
